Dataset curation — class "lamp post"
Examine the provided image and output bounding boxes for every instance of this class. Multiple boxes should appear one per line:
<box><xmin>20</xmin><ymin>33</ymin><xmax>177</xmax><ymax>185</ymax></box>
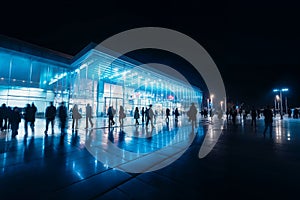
<box><xmin>275</xmin><ymin>95</ymin><xmax>280</xmax><ymax>116</ymax></box>
<box><xmin>273</xmin><ymin>88</ymin><xmax>289</xmax><ymax>119</ymax></box>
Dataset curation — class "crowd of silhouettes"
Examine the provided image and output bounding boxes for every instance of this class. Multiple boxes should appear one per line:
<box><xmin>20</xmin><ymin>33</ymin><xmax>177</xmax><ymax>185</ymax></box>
<box><xmin>3</xmin><ymin>99</ymin><xmax>300</xmax><ymax>140</ymax></box>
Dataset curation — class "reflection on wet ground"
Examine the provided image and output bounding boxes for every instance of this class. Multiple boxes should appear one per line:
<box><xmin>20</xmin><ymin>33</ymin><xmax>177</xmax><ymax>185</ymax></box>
<box><xmin>0</xmin><ymin>115</ymin><xmax>300</xmax><ymax>199</ymax></box>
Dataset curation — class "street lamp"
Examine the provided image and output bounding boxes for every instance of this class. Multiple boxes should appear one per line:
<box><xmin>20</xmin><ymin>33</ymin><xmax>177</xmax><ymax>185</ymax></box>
<box><xmin>273</xmin><ymin>88</ymin><xmax>289</xmax><ymax>119</ymax></box>
<box><xmin>275</xmin><ymin>95</ymin><xmax>280</xmax><ymax>116</ymax></box>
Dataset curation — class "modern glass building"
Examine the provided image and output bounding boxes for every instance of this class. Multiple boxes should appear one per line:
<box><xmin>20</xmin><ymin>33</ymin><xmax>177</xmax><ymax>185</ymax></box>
<box><xmin>0</xmin><ymin>35</ymin><xmax>202</xmax><ymax>117</ymax></box>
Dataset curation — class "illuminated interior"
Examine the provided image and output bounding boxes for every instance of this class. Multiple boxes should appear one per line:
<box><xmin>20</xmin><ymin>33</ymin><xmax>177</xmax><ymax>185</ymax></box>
<box><xmin>0</xmin><ymin>39</ymin><xmax>202</xmax><ymax>116</ymax></box>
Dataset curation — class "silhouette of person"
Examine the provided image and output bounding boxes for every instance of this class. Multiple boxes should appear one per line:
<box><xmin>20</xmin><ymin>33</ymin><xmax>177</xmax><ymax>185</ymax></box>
<box><xmin>146</xmin><ymin>105</ymin><xmax>154</xmax><ymax>128</ymax></box>
<box><xmin>257</xmin><ymin>109</ymin><xmax>261</xmax><ymax>119</ymax></box>
<box><xmin>174</xmin><ymin>108</ymin><xmax>180</xmax><ymax>122</ymax></box>
<box><xmin>0</xmin><ymin>104</ymin><xmax>3</xmax><ymax>131</ymax></box>
<box><xmin>11</xmin><ymin>107</ymin><xmax>21</xmax><ymax>138</ymax></box>
<box><xmin>72</xmin><ymin>104</ymin><xmax>81</xmax><ymax>130</ymax></box>
<box><xmin>226</xmin><ymin>109</ymin><xmax>230</xmax><ymax>122</ymax></box>
<box><xmin>107</xmin><ymin>106</ymin><xmax>115</xmax><ymax>127</ymax></box>
<box><xmin>58</xmin><ymin>101</ymin><xmax>68</xmax><ymax>135</ymax></box>
<box><xmin>288</xmin><ymin>108</ymin><xmax>292</xmax><ymax>118</ymax></box>
<box><xmin>119</xmin><ymin>105</ymin><xmax>126</xmax><ymax>128</ymax></box>
<box><xmin>263</xmin><ymin>105</ymin><xmax>273</xmax><ymax>137</ymax></box>
<box><xmin>145</xmin><ymin>107</ymin><xmax>149</xmax><ymax>125</ymax></box>
<box><xmin>141</xmin><ymin>107</ymin><xmax>145</xmax><ymax>124</ymax></box>
<box><xmin>24</xmin><ymin>103</ymin><xmax>31</xmax><ymax>134</ymax></box>
<box><xmin>204</xmin><ymin>108</ymin><xmax>208</xmax><ymax>118</ymax></box>
<box><xmin>188</xmin><ymin>103</ymin><xmax>198</xmax><ymax>128</ymax></box>
<box><xmin>251</xmin><ymin>106</ymin><xmax>257</xmax><ymax>127</ymax></box>
<box><xmin>44</xmin><ymin>102</ymin><xmax>56</xmax><ymax>136</ymax></box>
<box><xmin>293</xmin><ymin>108</ymin><xmax>299</xmax><ymax>119</ymax></box>
<box><xmin>0</xmin><ymin>103</ymin><xmax>9</xmax><ymax>131</ymax></box>
<box><xmin>7</xmin><ymin>106</ymin><xmax>12</xmax><ymax>130</ymax></box>
<box><xmin>30</xmin><ymin>102</ymin><xmax>37</xmax><ymax>129</ymax></box>
<box><xmin>239</xmin><ymin>108</ymin><xmax>242</xmax><ymax>119</ymax></box>
<box><xmin>166</xmin><ymin>108</ymin><xmax>170</xmax><ymax>123</ymax></box>
<box><xmin>232</xmin><ymin>107</ymin><xmax>238</xmax><ymax>126</ymax></box>
<box><xmin>134</xmin><ymin>107</ymin><xmax>140</xmax><ymax>125</ymax></box>
<box><xmin>85</xmin><ymin>103</ymin><xmax>93</xmax><ymax>129</ymax></box>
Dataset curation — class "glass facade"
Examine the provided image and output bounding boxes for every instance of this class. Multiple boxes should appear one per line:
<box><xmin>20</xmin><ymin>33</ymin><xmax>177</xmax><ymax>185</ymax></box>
<box><xmin>0</xmin><ymin>47</ymin><xmax>71</xmax><ymax>116</ymax></box>
<box><xmin>0</xmin><ymin>41</ymin><xmax>202</xmax><ymax>117</ymax></box>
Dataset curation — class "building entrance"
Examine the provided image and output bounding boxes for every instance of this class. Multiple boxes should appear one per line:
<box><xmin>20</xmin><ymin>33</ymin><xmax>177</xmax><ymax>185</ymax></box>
<box><xmin>104</xmin><ymin>97</ymin><xmax>123</xmax><ymax>117</ymax></box>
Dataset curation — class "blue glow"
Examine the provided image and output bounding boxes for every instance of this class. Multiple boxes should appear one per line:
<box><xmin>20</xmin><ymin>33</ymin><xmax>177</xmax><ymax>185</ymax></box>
<box><xmin>0</xmin><ymin>40</ymin><xmax>203</xmax><ymax>115</ymax></box>
<box><xmin>49</xmin><ymin>72</ymin><xmax>68</xmax><ymax>85</ymax></box>
<box><xmin>79</xmin><ymin>63</ymin><xmax>87</xmax><ymax>70</ymax></box>
<box><xmin>273</xmin><ymin>88</ymin><xmax>289</xmax><ymax>92</ymax></box>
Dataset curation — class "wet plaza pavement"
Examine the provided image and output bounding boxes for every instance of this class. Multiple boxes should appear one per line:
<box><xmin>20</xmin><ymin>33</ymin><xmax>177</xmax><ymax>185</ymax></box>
<box><xmin>1</xmin><ymin>115</ymin><xmax>300</xmax><ymax>199</ymax></box>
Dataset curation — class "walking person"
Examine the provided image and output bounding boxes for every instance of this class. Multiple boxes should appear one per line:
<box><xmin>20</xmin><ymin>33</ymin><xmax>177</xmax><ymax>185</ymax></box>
<box><xmin>232</xmin><ymin>107</ymin><xmax>238</xmax><ymax>126</ymax></box>
<box><xmin>58</xmin><ymin>102</ymin><xmax>68</xmax><ymax>135</ymax></box>
<box><xmin>226</xmin><ymin>109</ymin><xmax>230</xmax><ymax>122</ymax></box>
<box><xmin>288</xmin><ymin>108</ymin><xmax>292</xmax><ymax>118</ymax></box>
<box><xmin>72</xmin><ymin>104</ymin><xmax>81</xmax><ymax>130</ymax></box>
<box><xmin>11</xmin><ymin>107</ymin><xmax>21</xmax><ymax>138</ymax></box>
<box><xmin>187</xmin><ymin>102</ymin><xmax>198</xmax><ymax>129</ymax></box>
<box><xmin>0</xmin><ymin>103</ymin><xmax>8</xmax><ymax>131</ymax></box>
<box><xmin>134</xmin><ymin>107</ymin><xmax>140</xmax><ymax>125</ymax></box>
<box><xmin>7</xmin><ymin>106</ymin><xmax>13</xmax><ymax>130</ymax></box>
<box><xmin>30</xmin><ymin>102</ymin><xmax>37</xmax><ymax>130</ymax></box>
<box><xmin>251</xmin><ymin>106</ymin><xmax>257</xmax><ymax>128</ymax></box>
<box><xmin>263</xmin><ymin>105</ymin><xmax>273</xmax><ymax>138</ymax></box>
<box><xmin>145</xmin><ymin>107</ymin><xmax>149</xmax><ymax>124</ymax></box>
<box><xmin>85</xmin><ymin>103</ymin><xmax>93</xmax><ymax>129</ymax></box>
<box><xmin>174</xmin><ymin>107</ymin><xmax>180</xmax><ymax>122</ymax></box>
<box><xmin>119</xmin><ymin>105</ymin><xmax>126</xmax><ymax>128</ymax></box>
<box><xmin>44</xmin><ymin>102</ymin><xmax>56</xmax><ymax>136</ymax></box>
<box><xmin>107</xmin><ymin>106</ymin><xmax>115</xmax><ymax>127</ymax></box>
<box><xmin>0</xmin><ymin>104</ymin><xmax>3</xmax><ymax>131</ymax></box>
<box><xmin>141</xmin><ymin>107</ymin><xmax>145</xmax><ymax>124</ymax></box>
<box><xmin>24</xmin><ymin>103</ymin><xmax>31</xmax><ymax>134</ymax></box>
<box><xmin>146</xmin><ymin>105</ymin><xmax>154</xmax><ymax>128</ymax></box>
<box><xmin>166</xmin><ymin>108</ymin><xmax>170</xmax><ymax>123</ymax></box>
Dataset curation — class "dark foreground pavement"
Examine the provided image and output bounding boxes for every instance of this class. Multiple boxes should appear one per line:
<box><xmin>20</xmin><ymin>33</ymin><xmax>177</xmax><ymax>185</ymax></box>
<box><xmin>0</xmin><ymin>115</ymin><xmax>299</xmax><ymax>199</ymax></box>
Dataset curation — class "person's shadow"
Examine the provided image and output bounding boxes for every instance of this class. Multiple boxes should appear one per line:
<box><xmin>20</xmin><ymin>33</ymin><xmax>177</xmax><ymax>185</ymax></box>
<box><xmin>108</xmin><ymin>127</ymin><xmax>114</xmax><ymax>143</ymax></box>
<box><xmin>43</xmin><ymin>134</ymin><xmax>54</xmax><ymax>159</ymax></box>
<box><xmin>23</xmin><ymin>136</ymin><xmax>35</xmax><ymax>163</ymax></box>
<box><xmin>146</xmin><ymin>126</ymin><xmax>153</xmax><ymax>139</ymax></box>
<box><xmin>71</xmin><ymin>130</ymin><xmax>80</xmax><ymax>146</ymax></box>
<box><xmin>134</xmin><ymin>126</ymin><xmax>139</xmax><ymax>137</ymax></box>
<box><xmin>118</xmin><ymin>130</ymin><xmax>125</xmax><ymax>143</ymax></box>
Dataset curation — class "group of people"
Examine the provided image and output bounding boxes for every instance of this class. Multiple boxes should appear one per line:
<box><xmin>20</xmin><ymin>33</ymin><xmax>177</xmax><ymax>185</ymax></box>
<box><xmin>106</xmin><ymin>105</ymin><xmax>182</xmax><ymax>129</ymax></box>
<box><xmin>107</xmin><ymin>105</ymin><xmax>156</xmax><ymax>128</ymax></box>
<box><xmin>287</xmin><ymin>108</ymin><xmax>300</xmax><ymax>119</ymax></box>
<box><xmin>0</xmin><ymin>103</ymin><xmax>38</xmax><ymax>137</ymax></box>
<box><xmin>69</xmin><ymin>103</ymin><xmax>93</xmax><ymax>130</ymax></box>
<box><xmin>225</xmin><ymin>105</ymin><xmax>275</xmax><ymax>137</ymax></box>
<box><xmin>0</xmin><ymin>103</ymin><xmax>23</xmax><ymax>137</ymax></box>
<box><xmin>1</xmin><ymin>100</ymin><xmax>217</xmax><ymax>138</ymax></box>
<box><xmin>0</xmin><ymin>101</ymin><xmax>95</xmax><ymax>138</ymax></box>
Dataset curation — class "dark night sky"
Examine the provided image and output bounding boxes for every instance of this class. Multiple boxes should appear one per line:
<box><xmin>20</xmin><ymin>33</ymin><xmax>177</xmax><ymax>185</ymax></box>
<box><xmin>1</xmin><ymin>0</ymin><xmax>300</xmax><ymax>108</ymax></box>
